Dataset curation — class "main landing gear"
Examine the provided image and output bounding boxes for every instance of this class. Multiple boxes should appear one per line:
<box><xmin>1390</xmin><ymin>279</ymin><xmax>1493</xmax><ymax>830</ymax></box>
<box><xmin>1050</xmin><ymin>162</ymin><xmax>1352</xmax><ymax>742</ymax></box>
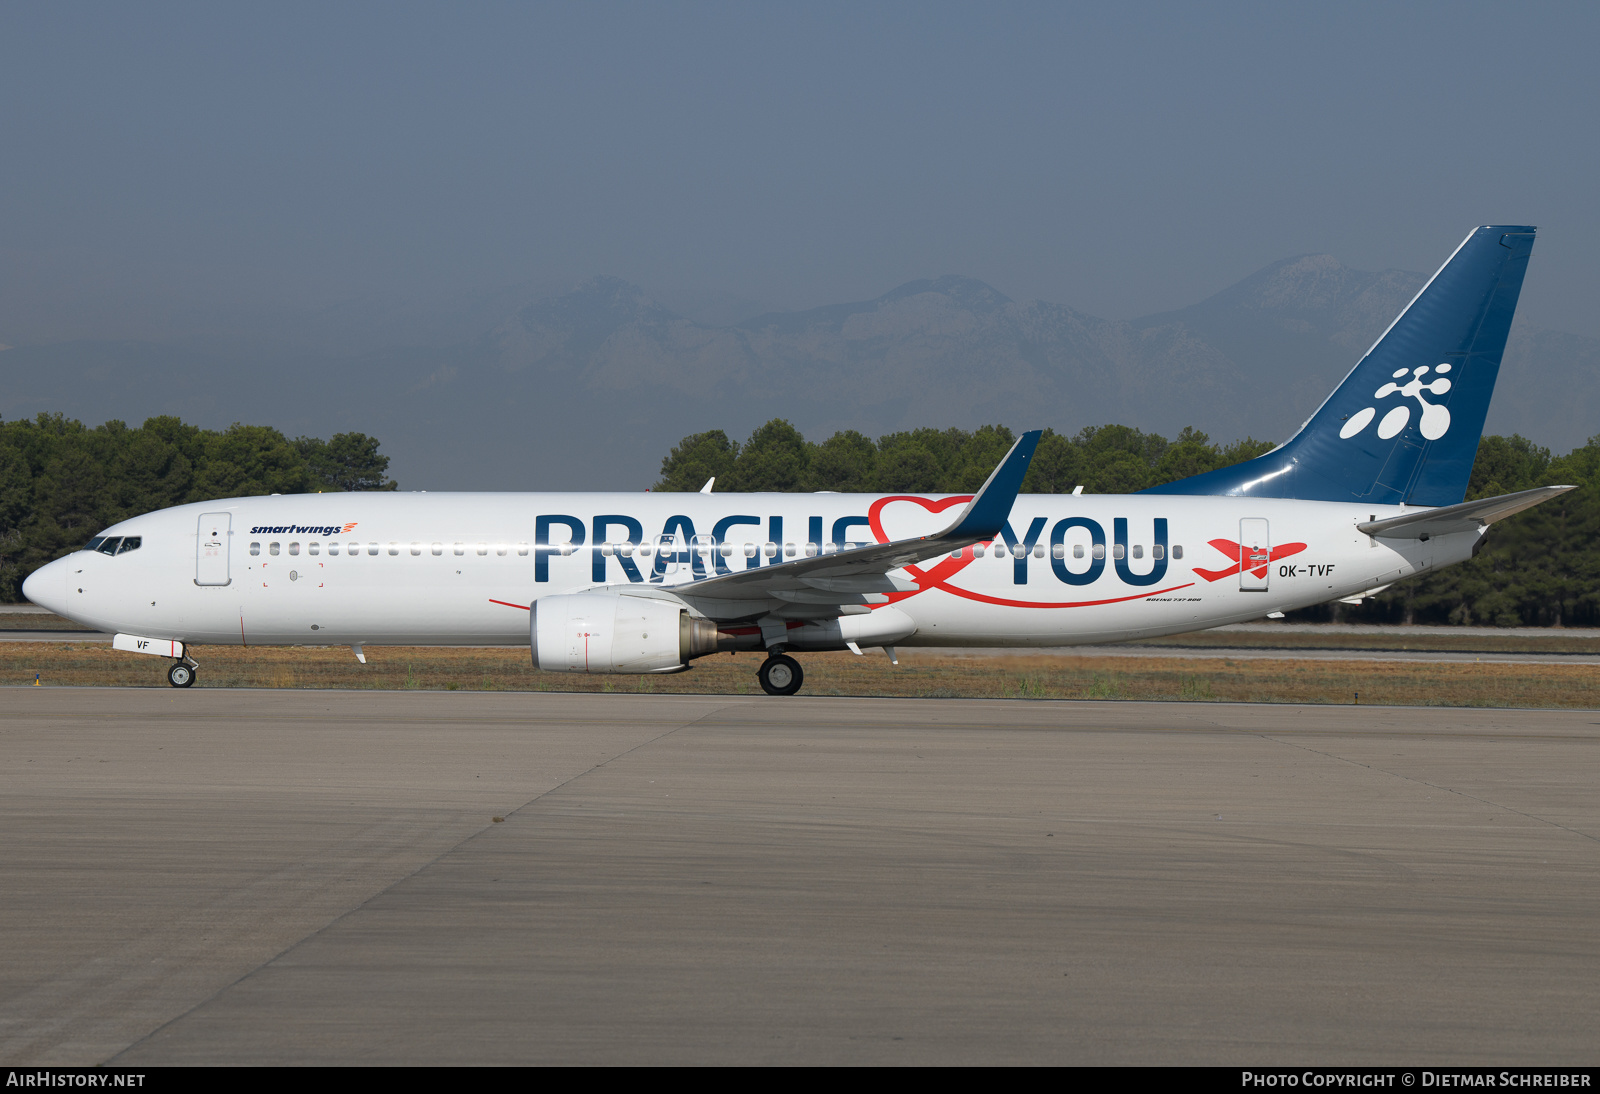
<box><xmin>167</xmin><ymin>656</ymin><xmax>198</xmax><ymax>688</ymax></box>
<box><xmin>757</xmin><ymin>653</ymin><xmax>804</xmax><ymax>697</ymax></box>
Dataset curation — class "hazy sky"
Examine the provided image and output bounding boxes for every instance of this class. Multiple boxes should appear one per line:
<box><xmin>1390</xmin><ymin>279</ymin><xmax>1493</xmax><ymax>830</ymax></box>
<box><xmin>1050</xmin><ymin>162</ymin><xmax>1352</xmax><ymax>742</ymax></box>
<box><xmin>3</xmin><ymin>1</ymin><xmax>1597</xmax><ymax>342</ymax></box>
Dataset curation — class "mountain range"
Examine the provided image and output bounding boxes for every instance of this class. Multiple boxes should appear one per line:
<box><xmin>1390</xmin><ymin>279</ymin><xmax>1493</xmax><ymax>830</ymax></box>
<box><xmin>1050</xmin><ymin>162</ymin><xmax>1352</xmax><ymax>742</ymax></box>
<box><xmin>2</xmin><ymin>255</ymin><xmax>1595</xmax><ymax>490</ymax></box>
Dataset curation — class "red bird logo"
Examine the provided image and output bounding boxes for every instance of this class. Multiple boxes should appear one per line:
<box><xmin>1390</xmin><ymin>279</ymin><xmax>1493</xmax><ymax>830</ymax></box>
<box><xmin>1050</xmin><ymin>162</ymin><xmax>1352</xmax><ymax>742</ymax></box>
<box><xmin>1192</xmin><ymin>539</ymin><xmax>1307</xmax><ymax>582</ymax></box>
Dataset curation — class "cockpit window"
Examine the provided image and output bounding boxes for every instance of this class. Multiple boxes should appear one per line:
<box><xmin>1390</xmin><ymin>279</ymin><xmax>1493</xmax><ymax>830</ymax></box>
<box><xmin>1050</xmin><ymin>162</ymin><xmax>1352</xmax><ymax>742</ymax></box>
<box><xmin>85</xmin><ymin>535</ymin><xmax>141</xmax><ymax>556</ymax></box>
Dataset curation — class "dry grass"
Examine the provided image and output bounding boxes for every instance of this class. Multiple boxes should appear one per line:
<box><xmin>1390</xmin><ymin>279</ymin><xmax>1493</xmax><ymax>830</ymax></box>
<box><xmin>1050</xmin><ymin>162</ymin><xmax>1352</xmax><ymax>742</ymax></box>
<box><xmin>0</xmin><ymin>612</ymin><xmax>95</xmax><ymax>631</ymax></box>
<box><xmin>3</xmin><ymin>641</ymin><xmax>1598</xmax><ymax>709</ymax></box>
<box><xmin>7</xmin><ymin>609</ymin><xmax>1598</xmax><ymax>655</ymax></box>
<box><xmin>1132</xmin><ymin>630</ymin><xmax>1600</xmax><ymax>655</ymax></box>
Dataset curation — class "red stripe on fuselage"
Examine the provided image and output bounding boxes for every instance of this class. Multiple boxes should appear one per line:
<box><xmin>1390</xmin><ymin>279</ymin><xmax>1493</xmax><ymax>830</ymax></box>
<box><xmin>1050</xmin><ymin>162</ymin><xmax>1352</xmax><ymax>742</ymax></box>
<box><xmin>903</xmin><ymin>580</ymin><xmax>1196</xmax><ymax>610</ymax></box>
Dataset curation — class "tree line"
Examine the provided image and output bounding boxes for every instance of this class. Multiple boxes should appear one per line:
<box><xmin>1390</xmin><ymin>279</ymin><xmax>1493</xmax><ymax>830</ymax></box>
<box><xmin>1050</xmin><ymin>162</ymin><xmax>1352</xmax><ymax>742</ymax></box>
<box><xmin>657</xmin><ymin>420</ymin><xmax>1600</xmax><ymax>628</ymax></box>
<box><xmin>654</xmin><ymin>419</ymin><xmax>1281</xmax><ymax>496</ymax></box>
<box><xmin>1</xmin><ymin>413</ymin><xmax>396</xmax><ymax>602</ymax></box>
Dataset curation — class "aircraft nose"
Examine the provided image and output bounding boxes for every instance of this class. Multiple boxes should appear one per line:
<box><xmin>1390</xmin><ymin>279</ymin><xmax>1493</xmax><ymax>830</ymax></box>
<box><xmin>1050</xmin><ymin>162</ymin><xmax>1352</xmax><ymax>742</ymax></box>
<box><xmin>22</xmin><ymin>557</ymin><xmax>68</xmax><ymax>615</ymax></box>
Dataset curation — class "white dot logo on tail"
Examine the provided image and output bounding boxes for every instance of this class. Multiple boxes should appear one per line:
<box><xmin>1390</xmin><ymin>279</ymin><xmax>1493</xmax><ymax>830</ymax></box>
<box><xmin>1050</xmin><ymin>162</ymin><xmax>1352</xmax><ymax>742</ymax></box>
<box><xmin>1339</xmin><ymin>363</ymin><xmax>1453</xmax><ymax>442</ymax></box>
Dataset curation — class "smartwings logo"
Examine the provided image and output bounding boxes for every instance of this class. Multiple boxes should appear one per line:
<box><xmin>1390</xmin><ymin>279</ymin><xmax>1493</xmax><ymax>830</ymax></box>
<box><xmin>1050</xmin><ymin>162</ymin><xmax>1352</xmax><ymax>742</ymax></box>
<box><xmin>1340</xmin><ymin>363</ymin><xmax>1454</xmax><ymax>442</ymax></box>
<box><xmin>249</xmin><ymin>522</ymin><xmax>358</xmax><ymax>536</ymax></box>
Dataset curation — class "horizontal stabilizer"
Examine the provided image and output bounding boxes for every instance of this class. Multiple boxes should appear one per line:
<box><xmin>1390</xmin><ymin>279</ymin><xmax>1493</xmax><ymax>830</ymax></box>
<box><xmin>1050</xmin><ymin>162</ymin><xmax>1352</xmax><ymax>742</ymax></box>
<box><xmin>1357</xmin><ymin>485</ymin><xmax>1574</xmax><ymax>540</ymax></box>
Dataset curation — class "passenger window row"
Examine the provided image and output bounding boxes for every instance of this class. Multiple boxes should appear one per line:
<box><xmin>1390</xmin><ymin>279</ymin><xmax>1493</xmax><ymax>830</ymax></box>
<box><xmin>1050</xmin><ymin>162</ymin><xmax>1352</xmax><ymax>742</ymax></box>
<box><xmin>596</xmin><ymin>541</ymin><xmax>863</xmax><ymax>558</ymax></box>
<box><xmin>950</xmin><ymin>542</ymin><xmax>1184</xmax><ymax>561</ymax></box>
<box><xmin>248</xmin><ymin>541</ymin><xmax>535</xmax><ymax>557</ymax></box>
<box><xmin>234</xmin><ymin>538</ymin><xmax>1188</xmax><ymax>564</ymax></box>
<box><xmin>238</xmin><ymin>539</ymin><xmax>882</xmax><ymax>560</ymax></box>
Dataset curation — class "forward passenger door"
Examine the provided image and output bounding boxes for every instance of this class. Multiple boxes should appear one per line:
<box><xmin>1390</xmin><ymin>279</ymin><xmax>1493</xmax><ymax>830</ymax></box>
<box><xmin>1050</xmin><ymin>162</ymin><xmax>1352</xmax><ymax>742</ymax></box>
<box><xmin>195</xmin><ymin>513</ymin><xmax>232</xmax><ymax>586</ymax></box>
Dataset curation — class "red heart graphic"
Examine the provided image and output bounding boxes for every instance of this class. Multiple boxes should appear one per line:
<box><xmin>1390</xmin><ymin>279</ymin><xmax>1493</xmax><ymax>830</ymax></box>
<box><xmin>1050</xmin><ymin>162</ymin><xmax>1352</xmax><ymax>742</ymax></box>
<box><xmin>866</xmin><ymin>493</ymin><xmax>1197</xmax><ymax>610</ymax></box>
<box><xmin>867</xmin><ymin>494</ymin><xmax>980</xmax><ymax>599</ymax></box>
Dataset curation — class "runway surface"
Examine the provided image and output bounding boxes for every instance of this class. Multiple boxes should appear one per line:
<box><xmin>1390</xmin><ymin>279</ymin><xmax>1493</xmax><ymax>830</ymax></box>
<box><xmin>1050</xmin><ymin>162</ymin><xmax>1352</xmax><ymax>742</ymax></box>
<box><xmin>3</xmin><ymin>689</ymin><xmax>1599</xmax><ymax>1065</ymax></box>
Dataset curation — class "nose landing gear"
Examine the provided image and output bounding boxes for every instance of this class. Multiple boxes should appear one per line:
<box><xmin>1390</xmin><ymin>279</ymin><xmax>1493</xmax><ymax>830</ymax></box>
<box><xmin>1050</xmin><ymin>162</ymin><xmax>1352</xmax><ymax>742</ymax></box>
<box><xmin>757</xmin><ymin>653</ymin><xmax>803</xmax><ymax>696</ymax></box>
<box><xmin>167</xmin><ymin>656</ymin><xmax>198</xmax><ymax>688</ymax></box>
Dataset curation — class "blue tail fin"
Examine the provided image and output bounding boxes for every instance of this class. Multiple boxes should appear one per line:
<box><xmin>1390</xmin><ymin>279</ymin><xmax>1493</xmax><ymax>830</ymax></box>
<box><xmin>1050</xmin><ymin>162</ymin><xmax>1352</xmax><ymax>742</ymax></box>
<box><xmin>1144</xmin><ymin>226</ymin><xmax>1536</xmax><ymax>506</ymax></box>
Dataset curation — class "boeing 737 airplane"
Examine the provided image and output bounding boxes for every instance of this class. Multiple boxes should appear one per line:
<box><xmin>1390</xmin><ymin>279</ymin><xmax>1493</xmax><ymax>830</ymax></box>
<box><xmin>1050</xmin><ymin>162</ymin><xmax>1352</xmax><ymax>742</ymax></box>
<box><xmin>22</xmin><ymin>226</ymin><xmax>1570</xmax><ymax>695</ymax></box>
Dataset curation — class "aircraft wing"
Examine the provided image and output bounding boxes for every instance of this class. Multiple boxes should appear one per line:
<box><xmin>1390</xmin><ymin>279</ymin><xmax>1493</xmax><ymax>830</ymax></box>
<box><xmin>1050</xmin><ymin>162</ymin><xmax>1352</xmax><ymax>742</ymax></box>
<box><xmin>658</xmin><ymin>429</ymin><xmax>1041</xmax><ymax>611</ymax></box>
<box><xmin>1356</xmin><ymin>484</ymin><xmax>1575</xmax><ymax>540</ymax></box>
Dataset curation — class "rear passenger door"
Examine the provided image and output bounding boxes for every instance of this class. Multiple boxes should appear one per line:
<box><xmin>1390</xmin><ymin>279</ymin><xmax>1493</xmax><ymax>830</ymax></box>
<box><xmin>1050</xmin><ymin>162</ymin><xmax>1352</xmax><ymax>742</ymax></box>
<box><xmin>1239</xmin><ymin>518</ymin><xmax>1269</xmax><ymax>591</ymax></box>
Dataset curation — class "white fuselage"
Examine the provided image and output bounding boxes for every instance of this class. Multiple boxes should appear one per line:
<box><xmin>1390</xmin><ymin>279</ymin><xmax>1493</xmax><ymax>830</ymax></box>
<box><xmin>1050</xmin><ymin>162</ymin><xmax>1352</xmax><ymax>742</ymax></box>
<box><xmin>28</xmin><ymin>491</ymin><xmax>1467</xmax><ymax>650</ymax></box>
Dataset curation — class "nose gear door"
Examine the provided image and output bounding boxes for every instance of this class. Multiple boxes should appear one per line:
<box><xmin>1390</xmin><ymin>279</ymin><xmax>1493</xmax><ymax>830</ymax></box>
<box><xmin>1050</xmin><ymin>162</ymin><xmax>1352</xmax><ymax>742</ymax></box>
<box><xmin>196</xmin><ymin>513</ymin><xmax>232</xmax><ymax>586</ymax></box>
<box><xmin>1239</xmin><ymin>518</ymin><xmax>1269</xmax><ymax>591</ymax></box>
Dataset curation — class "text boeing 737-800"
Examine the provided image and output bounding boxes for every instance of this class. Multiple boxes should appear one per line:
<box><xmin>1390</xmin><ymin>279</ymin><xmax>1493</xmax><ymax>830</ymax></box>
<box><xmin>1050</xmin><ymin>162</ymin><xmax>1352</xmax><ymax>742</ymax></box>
<box><xmin>22</xmin><ymin>226</ymin><xmax>1571</xmax><ymax>695</ymax></box>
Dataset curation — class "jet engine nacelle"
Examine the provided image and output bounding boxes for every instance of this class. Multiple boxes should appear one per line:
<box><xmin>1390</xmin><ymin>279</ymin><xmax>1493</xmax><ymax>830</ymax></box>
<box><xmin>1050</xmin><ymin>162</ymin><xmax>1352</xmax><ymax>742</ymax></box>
<box><xmin>532</xmin><ymin>592</ymin><xmax>720</xmax><ymax>674</ymax></box>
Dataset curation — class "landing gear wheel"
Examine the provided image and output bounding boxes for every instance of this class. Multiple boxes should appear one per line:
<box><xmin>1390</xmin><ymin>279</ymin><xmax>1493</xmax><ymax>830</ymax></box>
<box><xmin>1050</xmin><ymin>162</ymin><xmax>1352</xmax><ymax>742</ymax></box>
<box><xmin>167</xmin><ymin>662</ymin><xmax>195</xmax><ymax>688</ymax></box>
<box><xmin>757</xmin><ymin>654</ymin><xmax>803</xmax><ymax>697</ymax></box>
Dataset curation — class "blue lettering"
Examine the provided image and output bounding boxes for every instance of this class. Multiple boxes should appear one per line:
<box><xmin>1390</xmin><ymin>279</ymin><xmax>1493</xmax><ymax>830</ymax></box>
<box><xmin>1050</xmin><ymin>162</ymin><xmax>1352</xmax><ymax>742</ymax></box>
<box><xmin>655</xmin><ymin>515</ymin><xmax>701</xmax><ymax>581</ymax></box>
<box><xmin>712</xmin><ymin>515</ymin><xmax>761</xmax><ymax>574</ymax></box>
<box><xmin>1113</xmin><ymin>517</ymin><xmax>1169</xmax><ymax>586</ymax></box>
<box><xmin>251</xmin><ymin>523</ymin><xmax>345</xmax><ymax>536</ymax></box>
<box><xmin>998</xmin><ymin>516</ymin><xmax>1048</xmax><ymax>585</ymax></box>
<box><xmin>767</xmin><ymin>516</ymin><xmax>783</xmax><ymax>565</ymax></box>
<box><xmin>1050</xmin><ymin>517</ymin><xmax>1105</xmax><ymax>586</ymax></box>
<box><xmin>831</xmin><ymin>516</ymin><xmax>871</xmax><ymax>549</ymax></box>
<box><xmin>535</xmin><ymin>515</ymin><xmax>586</xmax><ymax>582</ymax></box>
<box><xmin>593</xmin><ymin>515</ymin><xmax>644</xmax><ymax>583</ymax></box>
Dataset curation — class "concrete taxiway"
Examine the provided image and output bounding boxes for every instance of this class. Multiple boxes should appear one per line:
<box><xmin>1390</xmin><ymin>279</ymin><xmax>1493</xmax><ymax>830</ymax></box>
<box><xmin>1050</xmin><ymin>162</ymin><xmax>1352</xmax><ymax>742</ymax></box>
<box><xmin>3</xmin><ymin>689</ymin><xmax>1599</xmax><ymax>1065</ymax></box>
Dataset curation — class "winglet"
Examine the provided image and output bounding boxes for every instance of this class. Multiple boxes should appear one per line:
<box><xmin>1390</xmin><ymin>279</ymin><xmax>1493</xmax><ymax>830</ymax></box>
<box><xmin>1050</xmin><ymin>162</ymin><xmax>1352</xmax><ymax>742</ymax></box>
<box><xmin>939</xmin><ymin>430</ymin><xmax>1042</xmax><ymax>539</ymax></box>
